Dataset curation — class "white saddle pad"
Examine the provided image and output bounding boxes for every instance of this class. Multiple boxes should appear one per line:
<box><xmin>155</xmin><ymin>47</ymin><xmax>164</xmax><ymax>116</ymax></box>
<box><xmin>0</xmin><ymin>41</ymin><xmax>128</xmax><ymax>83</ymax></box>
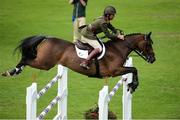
<box><xmin>75</xmin><ymin>39</ymin><xmax>106</xmax><ymax>60</ymax></box>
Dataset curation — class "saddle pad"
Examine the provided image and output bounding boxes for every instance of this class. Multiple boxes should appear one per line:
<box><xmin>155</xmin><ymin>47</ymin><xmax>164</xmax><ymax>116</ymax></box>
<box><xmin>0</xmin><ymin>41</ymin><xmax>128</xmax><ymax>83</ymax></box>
<box><xmin>75</xmin><ymin>39</ymin><xmax>106</xmax><ymax>60</ymax></box>
<box><xmin>75</xmin><ymin>46</ymin><xmax>89</xmax><ymax>59</ymax></box>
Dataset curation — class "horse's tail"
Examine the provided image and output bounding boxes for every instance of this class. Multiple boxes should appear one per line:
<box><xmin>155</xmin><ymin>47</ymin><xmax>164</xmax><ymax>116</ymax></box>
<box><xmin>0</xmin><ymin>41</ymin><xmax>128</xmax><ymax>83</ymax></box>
<box><xmin>1</xmin><ymin>36</ymin><xmax>47</xmax><ymax>77</ymax></box>
<box><xmin>15</xmin><ymin>36</ymin><xmax>46</xmax><ymax>60</ymax></box>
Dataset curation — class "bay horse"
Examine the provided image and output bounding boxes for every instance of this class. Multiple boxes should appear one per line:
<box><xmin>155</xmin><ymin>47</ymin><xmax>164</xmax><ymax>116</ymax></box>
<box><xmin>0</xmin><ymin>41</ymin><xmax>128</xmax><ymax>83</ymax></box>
<box><xmin>1</xmin><ymin>32</ymin><xmax>156</xmax><ymax>93</ymax></box>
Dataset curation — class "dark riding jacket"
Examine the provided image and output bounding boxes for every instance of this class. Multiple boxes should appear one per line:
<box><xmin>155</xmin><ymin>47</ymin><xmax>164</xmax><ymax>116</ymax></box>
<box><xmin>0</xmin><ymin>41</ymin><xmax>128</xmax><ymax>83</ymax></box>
<box><xmin>80</xmin><ymin>16</ymin><xmax>119</xmax><ymax>40</ymax></box>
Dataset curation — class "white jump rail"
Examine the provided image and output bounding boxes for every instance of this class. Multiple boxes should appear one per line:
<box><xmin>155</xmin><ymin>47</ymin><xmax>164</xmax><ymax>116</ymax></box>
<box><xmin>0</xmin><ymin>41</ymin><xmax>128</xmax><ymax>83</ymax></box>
<box><xmin>98</xmin><ymin>57</ymin><xmax>133</xmax><ymax>120</ymax></box>
<box><xmin>26</xmin><ymin>65</ymin><xmax>68</xmax><ymax>120</ymax></box>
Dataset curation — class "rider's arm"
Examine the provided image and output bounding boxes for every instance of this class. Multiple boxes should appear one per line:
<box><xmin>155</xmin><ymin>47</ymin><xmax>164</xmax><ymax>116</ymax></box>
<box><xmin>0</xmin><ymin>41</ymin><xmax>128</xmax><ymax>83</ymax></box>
<box><xmin>108</xmin><ymin>23</ymin><xmax>125</xmax><ymax>40</ymax></box>
<box><xmin>80</xmin><ymin>0</ymin><xmax>87</xmax><ymax>6</ymax></box>
<box><xmin>69</xmin><ymin>0</ymin><xmax>78</xmax><ymax>4</ymax></box>
<box><xmin>107</xmin><ymin>23</ymin><xmax>118</xmax><ymax>34</ymax></box>
<box><xmin>100</xmin><ymin>23</ymin><xmax>117</xmax><ymax>39</ymax></box>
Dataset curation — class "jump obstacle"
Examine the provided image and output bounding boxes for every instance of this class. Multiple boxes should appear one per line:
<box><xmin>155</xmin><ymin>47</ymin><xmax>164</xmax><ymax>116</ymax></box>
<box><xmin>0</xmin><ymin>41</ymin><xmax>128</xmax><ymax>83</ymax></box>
<box><xmin>26</xmin><ymin>58</ymin><xmax>133</xmax><ymax>120</ymax></box>
<box><xmin>26</xmin><ymin>65</ymin><xmax>68</xmax><ymax>120</ymax></box>
<box><xmin>98</xmin><ymin>57</ymin><xmax>133</xmax><ymax>120</ymax></box>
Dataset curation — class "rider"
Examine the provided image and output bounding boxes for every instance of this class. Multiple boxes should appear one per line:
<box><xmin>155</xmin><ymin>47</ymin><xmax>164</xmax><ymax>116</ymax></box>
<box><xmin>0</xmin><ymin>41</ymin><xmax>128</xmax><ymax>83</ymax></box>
<box><xmin>79</xmin><ymin>6</ymin><xmax>124</xmax><ymax>69</ymax></box>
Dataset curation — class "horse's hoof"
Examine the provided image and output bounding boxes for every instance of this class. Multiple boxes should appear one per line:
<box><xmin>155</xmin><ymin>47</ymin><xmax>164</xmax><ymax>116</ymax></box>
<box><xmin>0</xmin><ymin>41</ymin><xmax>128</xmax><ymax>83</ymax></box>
<box><xmin>1</xmin><ymin>71</ymin><xmax>10</xmax><ymax>77</ymax></box>
<box><xmin>127</xmin><ymin>86</ymin><xmax>134</xmax><ymax>94</ymax></box>
<box><xmin>127</xmin><ymin>82</ymin><xmax>138</xmax><ymax>94</ymax></box>
<box><xmin>1</xmin><ymin>73</ymin><xmax>7</xmax><ymax>76</ymax></box>
<box><xmin>130</xmin><ymin>87</ymin><xmax>135</xmax><ymax>94</ymax></box>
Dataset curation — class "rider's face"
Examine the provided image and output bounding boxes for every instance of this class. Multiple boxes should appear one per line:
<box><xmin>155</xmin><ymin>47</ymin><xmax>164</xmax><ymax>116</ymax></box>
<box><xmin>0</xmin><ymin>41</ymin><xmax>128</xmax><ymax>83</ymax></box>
<box><xmin>109</xmin><ymin>14</ymin><xmax>115</xmax><ymax>21</ymax></box>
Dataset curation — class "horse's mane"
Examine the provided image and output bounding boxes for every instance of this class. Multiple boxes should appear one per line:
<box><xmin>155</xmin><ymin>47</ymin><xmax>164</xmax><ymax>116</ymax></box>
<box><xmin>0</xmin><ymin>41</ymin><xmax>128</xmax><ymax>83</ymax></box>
<box><xmin>125</xmin><ymin>33</ymin><xmax>142</xmax><ymax>37</ymax></box>
<box><xmin>106</xmin><ymin>33</ymin><xmax>142</xmax><ymax>43</ymax></box>
<box><xmin>105</xmin><ymin>33</ymin><xmax>144</xmax><ymax>47</ymax></box>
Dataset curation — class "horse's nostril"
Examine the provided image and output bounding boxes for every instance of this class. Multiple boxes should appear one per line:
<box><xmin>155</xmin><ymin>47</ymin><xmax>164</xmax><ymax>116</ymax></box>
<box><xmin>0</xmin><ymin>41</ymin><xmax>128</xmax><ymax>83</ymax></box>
<box><xmin>147</xmin><ymin>56</ymin><xmax>156</xmax><ymax>63</ymax></box>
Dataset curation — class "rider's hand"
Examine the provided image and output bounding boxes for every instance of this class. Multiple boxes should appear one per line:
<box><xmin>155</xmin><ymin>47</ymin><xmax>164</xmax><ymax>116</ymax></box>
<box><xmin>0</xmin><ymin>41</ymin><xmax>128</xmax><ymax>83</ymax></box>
<box><xmin>80</xmin><ymin>0</ymin><xmax>86</xmax><ymax>6</ymax></box>
<box><xmin>117</xmin><ymin>34</ymin><xmax>124</xmax><ymax>40</ymax></box>
<box><xmin>69</xmin><ymin>0</ymin><xmax>73</xmax><ymax>4</ymax></box>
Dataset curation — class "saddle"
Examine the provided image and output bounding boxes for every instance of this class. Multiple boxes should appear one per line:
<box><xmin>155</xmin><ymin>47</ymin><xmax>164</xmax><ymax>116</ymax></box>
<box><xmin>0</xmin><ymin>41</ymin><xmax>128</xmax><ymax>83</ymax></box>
<box><xmin>75</xmin><ymin>40</ymin><xmax>93</xmax><ymax>51</ymax></box>
<box><xmin>75</xmin><ymin>40</ymin><xmax>106</xmax><ymax>78</ymax></box>
<box><xmin>74</xmin><ymin>40</ymin><xmax>106</xmax><ymax>60</ymax></box>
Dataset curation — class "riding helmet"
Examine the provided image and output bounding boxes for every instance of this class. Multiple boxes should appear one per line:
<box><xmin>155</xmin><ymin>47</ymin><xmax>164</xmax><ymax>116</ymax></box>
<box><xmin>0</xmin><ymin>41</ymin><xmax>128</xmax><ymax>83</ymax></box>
<box><xmin>104</xmin><ymin>6</ymin><xmax>116</xmax><ymax>16</ymax></box>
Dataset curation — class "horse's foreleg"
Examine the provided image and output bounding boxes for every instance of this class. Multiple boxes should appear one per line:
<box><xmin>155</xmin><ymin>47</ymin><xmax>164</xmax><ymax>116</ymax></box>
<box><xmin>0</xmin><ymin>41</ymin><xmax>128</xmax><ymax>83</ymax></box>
<box><xmin>112</xmin><ymin>67</ymin><xmax>139</xmax><ymax>93</ymax></box>
<box><xmin>1</xmin><ymin>60</ymin><xmax>26</xmax><ymax>77</ymax></box>
<box><xmin>125</xmin><ymin>67</ymin><xmax>139</xmax><ymax>93</ymax></box>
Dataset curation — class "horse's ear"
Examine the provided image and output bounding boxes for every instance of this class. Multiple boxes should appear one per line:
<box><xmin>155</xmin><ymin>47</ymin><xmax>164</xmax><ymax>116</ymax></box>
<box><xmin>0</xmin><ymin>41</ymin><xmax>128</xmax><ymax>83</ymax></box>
<box><xmin>147</xmin><ymin>32</ymin><xmax>153</xmax><ymax>44</ymax></box>
<box><xmin>147</xmin><ymin>32</ymin><xmax>152</xmax><ymax>37</ymax></box>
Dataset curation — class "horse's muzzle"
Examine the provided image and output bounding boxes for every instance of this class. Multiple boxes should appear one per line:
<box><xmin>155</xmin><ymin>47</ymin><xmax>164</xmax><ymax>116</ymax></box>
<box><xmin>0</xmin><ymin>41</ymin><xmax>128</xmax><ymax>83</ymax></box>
<box><xmin>147</xmin><ymin>55</ymin><xmax>156</xmax><ymax>63</ymax></box>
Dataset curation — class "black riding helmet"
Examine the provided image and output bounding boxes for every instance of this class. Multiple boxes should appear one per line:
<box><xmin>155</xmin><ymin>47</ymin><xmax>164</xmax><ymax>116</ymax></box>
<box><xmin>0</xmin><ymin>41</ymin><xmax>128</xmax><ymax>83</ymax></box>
<box><xmin>104</xmin><ymin>6</ymin><xmax>116</xmax><ymax>16</ymax></box>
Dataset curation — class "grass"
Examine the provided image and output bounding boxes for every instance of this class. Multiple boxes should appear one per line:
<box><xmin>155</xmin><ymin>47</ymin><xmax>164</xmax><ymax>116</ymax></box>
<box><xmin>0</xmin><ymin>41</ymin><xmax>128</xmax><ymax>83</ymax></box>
<box><xmin>0</xmin><ymin>0</ymin><xmax>180</xmax><ymax>119</ymax></box>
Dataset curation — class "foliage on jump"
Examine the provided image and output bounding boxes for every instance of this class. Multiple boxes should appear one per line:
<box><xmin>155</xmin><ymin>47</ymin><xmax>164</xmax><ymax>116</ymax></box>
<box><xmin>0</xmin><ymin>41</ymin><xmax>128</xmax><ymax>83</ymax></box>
<box><xmin>84</xmin><ymin>105</ymin><xmax>117</xmax><ymax>119</ymax></box>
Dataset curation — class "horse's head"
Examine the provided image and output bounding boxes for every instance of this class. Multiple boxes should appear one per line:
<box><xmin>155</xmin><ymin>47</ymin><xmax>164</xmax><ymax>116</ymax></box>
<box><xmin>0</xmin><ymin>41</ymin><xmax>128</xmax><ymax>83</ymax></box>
<box><xmin>135</xmin><ymin>32</ymin><xmax>156</xmax><ymax>63</ymax></box>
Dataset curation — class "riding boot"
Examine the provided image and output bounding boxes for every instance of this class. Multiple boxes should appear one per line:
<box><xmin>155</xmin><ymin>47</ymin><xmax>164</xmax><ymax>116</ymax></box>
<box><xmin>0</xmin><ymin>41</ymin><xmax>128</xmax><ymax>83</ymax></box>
<box><xmin>80</xmin><ymin>48</ymin><xmax>100</xmax><ymax>69</ymax></box>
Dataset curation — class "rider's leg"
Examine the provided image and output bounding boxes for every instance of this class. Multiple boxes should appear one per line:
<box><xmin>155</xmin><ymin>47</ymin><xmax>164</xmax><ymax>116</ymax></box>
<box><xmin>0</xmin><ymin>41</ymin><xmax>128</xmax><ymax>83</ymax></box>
<box><xmin>80</xmin><ymin>48</ymin><xmax>101</xmax><ymax>69</ymax></box>
<box><xmin>80</xmin><ymin>36</ymin><xmax>102</xmax><ymax>69</ymax></box>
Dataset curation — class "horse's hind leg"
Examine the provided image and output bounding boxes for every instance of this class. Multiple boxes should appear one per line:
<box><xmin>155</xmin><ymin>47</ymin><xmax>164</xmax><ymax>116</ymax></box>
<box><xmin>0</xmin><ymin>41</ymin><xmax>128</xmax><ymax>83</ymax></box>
<box><xmin>1</xmin><ymin>58</ymin><xmax>54</xmax><ymax>77</ymax></box>
<box><xmin>26</xmin><ymin>58</ymin><xmax>55</xmax><ymax>70</ymax></box>
<box><xmin>1</xmin><ymin>59</ymin><xmax>26</xmax><ymax>77</ymax></box>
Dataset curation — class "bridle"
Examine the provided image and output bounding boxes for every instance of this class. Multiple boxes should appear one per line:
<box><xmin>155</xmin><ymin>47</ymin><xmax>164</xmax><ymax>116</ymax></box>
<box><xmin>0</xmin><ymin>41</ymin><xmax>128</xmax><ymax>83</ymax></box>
<box><xmin>133</xmin><ymin>49</ymin><xmax>147</xmax><ymax>61</ymax></box>
<box><xmin>100</xmin><ymin>32</ymin><xmax>153</xmax><ymax>62</ymax></box>
<box><xmin>125</xmin><ymin>34</ymin><xmax>153</xmax><ymax>62</ymax></box>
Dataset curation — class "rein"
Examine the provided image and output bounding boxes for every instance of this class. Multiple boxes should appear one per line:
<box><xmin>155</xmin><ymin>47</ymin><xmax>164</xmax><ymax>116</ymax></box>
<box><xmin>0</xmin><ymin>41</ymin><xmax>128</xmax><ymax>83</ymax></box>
<box><xmin>133</xmin><ymin>49</ymin><xmax>147</xmax><ymax>61</ymax></box>
<box><xmin>124</xmin><ymin>39</ymin><xmax>148</xmax><ymax>62</ymax></box>
<box><xmin>99</xmin><ymin>33</ymin><xmax>149</xmax><ymax>62</ymax></box>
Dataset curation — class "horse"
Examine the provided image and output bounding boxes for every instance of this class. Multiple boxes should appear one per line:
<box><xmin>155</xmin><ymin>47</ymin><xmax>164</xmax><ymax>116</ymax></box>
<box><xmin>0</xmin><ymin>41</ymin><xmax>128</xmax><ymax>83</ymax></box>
<box><xmin>1</xmin><ymin>32</ymin><xmax>156</xmax><ymax>93</ymax></box>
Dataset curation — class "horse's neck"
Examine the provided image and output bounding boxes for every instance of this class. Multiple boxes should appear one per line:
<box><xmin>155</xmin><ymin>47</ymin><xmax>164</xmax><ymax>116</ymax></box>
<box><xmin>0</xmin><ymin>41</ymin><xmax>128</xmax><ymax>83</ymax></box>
<box><xmin>119</xmin><ymin>40</ymin><xmax>133</xmax><ymax>59</ymax></box>
<box><xmin>108</xmin><ymin>35</ymin><xmax>142</xmax><ymax>58</ymax></box>
<box><xmin>125</xmin><ymin>34</ymin><xmax>143</xmax><ymax>49</ymax></box>
<box><xmin>106</xmin><ymin>40</ymin><xmax>133</xmax><ymax>60</ymax></box>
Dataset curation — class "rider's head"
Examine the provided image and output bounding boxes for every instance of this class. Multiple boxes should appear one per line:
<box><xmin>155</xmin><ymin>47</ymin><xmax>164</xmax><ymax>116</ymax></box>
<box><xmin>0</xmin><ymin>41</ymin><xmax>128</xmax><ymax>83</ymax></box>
<box><xmin>104</xmin><ymin>6</ymin><xmax>116</xmax><ymax>21</ymax></box>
